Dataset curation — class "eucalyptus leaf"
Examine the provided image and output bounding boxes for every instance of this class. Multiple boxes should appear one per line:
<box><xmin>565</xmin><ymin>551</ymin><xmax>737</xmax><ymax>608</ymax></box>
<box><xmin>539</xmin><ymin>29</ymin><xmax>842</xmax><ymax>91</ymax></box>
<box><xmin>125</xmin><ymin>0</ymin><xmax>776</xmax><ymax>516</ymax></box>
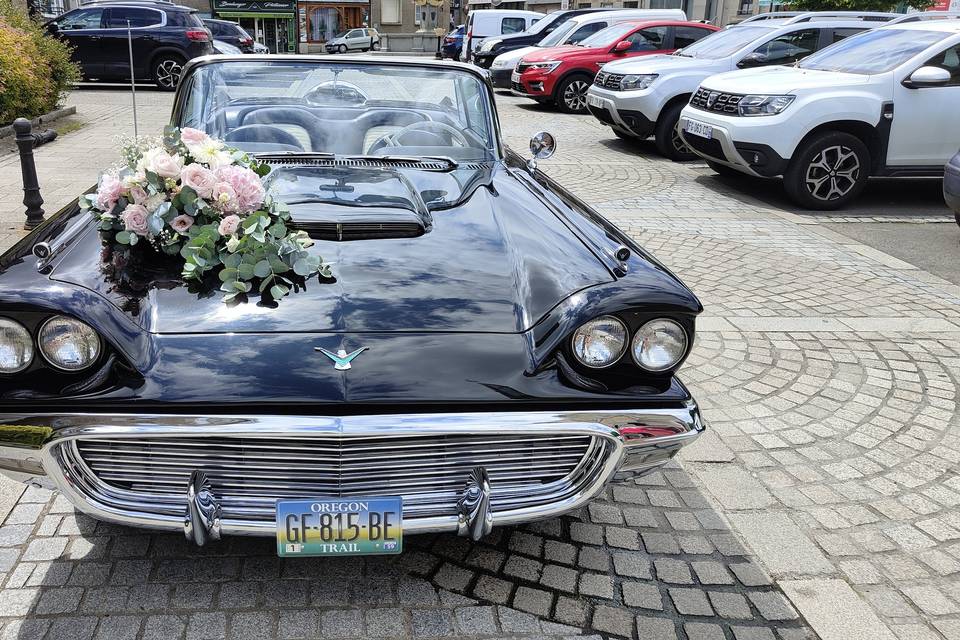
<box><xmin>270</xmin><ymin>284</ymin><xmax>290</xmax><ymax>299</ymax></box>
<box><xmin>254</xmin><ymin>260</ymin><xmax>272</xmax><ymax>278</ymax></box>
<box><xmin>237</xmin><ymin>263</ymin><xmax>255</xmax><ymax>280</ymax></box>
<box><xmin>115</xmin><ymin>231</ymin><xmax>131</xmax><ymax>245</ymax></box>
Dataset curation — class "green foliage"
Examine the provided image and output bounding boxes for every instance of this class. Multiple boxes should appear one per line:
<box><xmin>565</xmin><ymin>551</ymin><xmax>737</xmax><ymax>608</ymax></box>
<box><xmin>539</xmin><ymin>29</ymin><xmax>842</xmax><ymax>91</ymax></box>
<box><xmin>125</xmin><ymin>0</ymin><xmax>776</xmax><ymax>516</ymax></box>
<box><xmin>788</xmin><ymin>0</ymin><xmax>933</xmax><ymax>11</ymax></box>
<box><xmin>0</xmin><ymin>0</ymin><xmax>80</xmax><ymax>123</ymax></box>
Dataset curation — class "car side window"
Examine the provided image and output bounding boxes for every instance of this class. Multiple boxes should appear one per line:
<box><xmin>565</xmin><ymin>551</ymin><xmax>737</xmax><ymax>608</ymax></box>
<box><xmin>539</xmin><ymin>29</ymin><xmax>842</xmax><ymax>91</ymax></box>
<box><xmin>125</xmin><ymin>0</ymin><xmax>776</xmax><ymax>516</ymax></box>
<box><xmin>502</xmin><ymin>17</ymin><xmax>526</xmax><ymax>34</ymax></box>
<box><xmin>567</xmin><ymin>22</ymin><xmax>606</xmax><ymax>44</ymax></box>
<box><xmin>57</xmin><ymin>8</ymin><xmax>104</xmax><ymax>30</ymax></box>
<box><xmin>921</xmin><ymin>44</ymin><xmax>960</xmax><ymax>87</ymax></box>
<box><xmin>830</xmin><ymin>27</ymin><xmax>864</xmax><ymax>44</ymax></box>
<box><xmin>625</xmin><ymin>26</ymin><xmax>668</xmax><ymax>52</ymax></box>
<box><xmin>751</xmin><ymin>28</ymin><xmax>819</xmax><ymax>65</ymax></box>
<box><xmin>105</xmin><ymin>7</ymin><xmax>162</xmax><ymax>28</ymax></box>
<box><xmin>674</xmin><ymin>26</ymin><xmax>714</xmax><ymax>49</ymax></box>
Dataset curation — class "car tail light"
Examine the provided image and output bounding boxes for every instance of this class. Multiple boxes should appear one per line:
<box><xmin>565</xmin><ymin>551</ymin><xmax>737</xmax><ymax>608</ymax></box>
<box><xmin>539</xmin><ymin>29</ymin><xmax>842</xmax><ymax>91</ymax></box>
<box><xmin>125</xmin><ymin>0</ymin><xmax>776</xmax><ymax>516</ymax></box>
<box><xmin>240</xmin><ymin>37</ymin><xmax>253</xmax><ymax>45</ymax></box>
<box><xmin>444</xmin><ymin>36</ymin><xmax>454</xmax><ymax>43</ymax></box>
<box><xmin>186</xmin><ymin>29</ymin><xmax>210</xmax><ymax>42</ymax></box>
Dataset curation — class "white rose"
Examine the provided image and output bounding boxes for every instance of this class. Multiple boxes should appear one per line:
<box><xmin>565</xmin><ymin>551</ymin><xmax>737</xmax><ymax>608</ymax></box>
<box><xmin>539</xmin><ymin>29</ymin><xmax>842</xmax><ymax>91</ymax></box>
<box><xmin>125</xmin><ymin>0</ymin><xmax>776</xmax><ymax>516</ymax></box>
<box><xmin>143</xmin><ymin>193</ymin><xmax>167</xmax><ymax>213</ymax></box>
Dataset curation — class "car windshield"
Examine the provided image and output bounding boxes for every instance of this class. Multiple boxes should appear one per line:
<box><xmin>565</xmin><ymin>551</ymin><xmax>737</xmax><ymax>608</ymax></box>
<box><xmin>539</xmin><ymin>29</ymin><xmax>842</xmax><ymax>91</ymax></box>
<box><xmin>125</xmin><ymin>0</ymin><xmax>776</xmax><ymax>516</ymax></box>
<box><xmin>537</xmin><ymin>20</ymin><xmax>578</xmax><ymax>46</ymax></box>
<box><xmin>526</xmin><ymin>12</ymin><xmax>563</xmax><ymax>35</ymax></box>
<box><xmin>578</xmin><ymin>22</ymin><xmax>636</xmax><ymax>47</ymax></box>
<box><xmin>798</xmin><ymin>28</ymin><xmax>945</xmax><ymax>74</ymax></box>
<box><xmin>179</xmin><ymin>61</ymin><xmax>496</xmax><ymax>161</ymax></box>
<box><xmin>676</xmin><ymin>25</ymin><xmax>771</xmax><ymax>58</ymax></box>
<box><xmin>334</xmin><ymin>30</ymin><xmax>348</xmax><ymax>38</ymax></box>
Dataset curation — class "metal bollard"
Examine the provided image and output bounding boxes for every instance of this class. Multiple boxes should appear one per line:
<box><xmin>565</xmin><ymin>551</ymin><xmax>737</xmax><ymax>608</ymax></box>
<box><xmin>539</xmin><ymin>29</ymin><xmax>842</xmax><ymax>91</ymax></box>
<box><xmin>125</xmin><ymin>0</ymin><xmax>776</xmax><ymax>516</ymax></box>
<box><xmin>13</xmin><ymin>118</ymin><xmax>45</xmax><ymax>231</ymax></box>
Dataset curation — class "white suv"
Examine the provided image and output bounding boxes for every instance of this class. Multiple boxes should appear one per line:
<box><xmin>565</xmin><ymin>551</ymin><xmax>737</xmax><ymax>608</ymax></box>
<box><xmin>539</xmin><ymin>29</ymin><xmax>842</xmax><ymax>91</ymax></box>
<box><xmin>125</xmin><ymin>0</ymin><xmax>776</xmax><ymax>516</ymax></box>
<box><xmin>679</xmin><ymin>14</ymin><xmax>960</xmax><ymax>209</ymax></box>
<box><xmin>586</xmin><ymin>12</ymin><xmax>897</xmax><ymax>160</ymax></box>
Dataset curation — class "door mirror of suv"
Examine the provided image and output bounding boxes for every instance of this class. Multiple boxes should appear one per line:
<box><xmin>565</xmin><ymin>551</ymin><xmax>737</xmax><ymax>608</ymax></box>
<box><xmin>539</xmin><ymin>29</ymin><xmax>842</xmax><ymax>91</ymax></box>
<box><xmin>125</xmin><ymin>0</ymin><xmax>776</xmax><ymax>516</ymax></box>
<box><xmin>613</xmin><ymin>40</ymin><xmax>632</xmax><ymax>54</ymax></box>
<box><xmin>903</xmin><ymin>66</ymin><xmax>952</xmax><ymax>89</ymax></box>
<box><xmin>737</xmin><ymin>52</ymin><xmax>767</xmax><ymax>68</ymax></box>
<box><xmin>46</xmin><ymin>21</ymin><xmax>59</xmax><ymax>34</ymax></box>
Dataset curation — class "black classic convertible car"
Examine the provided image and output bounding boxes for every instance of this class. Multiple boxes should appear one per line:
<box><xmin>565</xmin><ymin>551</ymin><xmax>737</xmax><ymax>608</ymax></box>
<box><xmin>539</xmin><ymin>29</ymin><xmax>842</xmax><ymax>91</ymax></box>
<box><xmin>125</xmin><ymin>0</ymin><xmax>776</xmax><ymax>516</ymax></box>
<box><xmin>0</xmin><ymin>57</ymin><xmax>703</xmax><ymax>555</ymax></box>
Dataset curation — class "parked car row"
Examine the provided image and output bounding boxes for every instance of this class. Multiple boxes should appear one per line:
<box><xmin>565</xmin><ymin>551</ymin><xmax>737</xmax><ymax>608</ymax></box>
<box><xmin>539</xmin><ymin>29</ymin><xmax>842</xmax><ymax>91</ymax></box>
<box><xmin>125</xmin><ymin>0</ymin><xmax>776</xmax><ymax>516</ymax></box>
<box><xmin>476</xmin><ymin>8</ymin><xmax>960</xmax><ymax>210</ymax></box>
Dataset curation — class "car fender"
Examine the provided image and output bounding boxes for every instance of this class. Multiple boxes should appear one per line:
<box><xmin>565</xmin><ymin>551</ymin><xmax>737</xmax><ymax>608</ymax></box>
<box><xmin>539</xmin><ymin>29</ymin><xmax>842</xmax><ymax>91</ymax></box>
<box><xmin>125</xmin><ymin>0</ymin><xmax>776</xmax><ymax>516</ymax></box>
<box><xmin>778</xmin><ymin>90</ymin><xmax>885</xmax><ymax>161</ymax></box>
<box><xmin>147</xmin><ymin>45</ymin><xmax>189</xmax><ymax>70</ymax></box>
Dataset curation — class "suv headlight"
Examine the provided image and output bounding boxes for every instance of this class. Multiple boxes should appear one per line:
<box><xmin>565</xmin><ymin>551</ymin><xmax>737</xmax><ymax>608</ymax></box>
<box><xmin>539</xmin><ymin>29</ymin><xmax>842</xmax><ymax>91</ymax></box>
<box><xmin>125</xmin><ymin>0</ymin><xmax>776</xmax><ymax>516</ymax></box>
<box><xmin>571</xmin><ymin>316</ymin><xmax>628</xmax><ymax>368</ymax></box>
<box><xmin>619</xmin><ymin>74</ymin><xmax>658</xmax><ymax>90</ymax></box>
<box><xmin>738</xmin><ymin>94</ymin><xmax>795</xmax><ymax>117</ymax></box>
<box><xmin>632</xmin><ymin>319</ymin><xmax>688</xmax><ymax>372</ymax></box>
<box><xmin>491</xmin><ymin>57</ymin><xmax>513</xmax><ymax>70</ymax></box>
<box><xmin>38</xmin><ymin>316</ymin><xmax>101</xmax><ymax>371</ymax></box>
<box><xmin>525</xmin><ymin>61</ymin><xmax>561</xmax><ymax>73</ymax></box>
<box><xmin>0</xmin><ymin>318</ymin><xmax>33</xmax><ymax>373</ymax></box>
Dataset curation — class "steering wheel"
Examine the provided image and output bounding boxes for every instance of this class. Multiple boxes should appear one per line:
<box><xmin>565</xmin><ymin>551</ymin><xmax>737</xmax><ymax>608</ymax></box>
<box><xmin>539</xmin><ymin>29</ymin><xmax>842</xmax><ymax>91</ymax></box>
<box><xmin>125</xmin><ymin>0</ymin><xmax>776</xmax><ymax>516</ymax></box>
<box><xmin>368</xmin><ymin>121</ymin><xmax>470</xmax><ymax>153</ymax></box>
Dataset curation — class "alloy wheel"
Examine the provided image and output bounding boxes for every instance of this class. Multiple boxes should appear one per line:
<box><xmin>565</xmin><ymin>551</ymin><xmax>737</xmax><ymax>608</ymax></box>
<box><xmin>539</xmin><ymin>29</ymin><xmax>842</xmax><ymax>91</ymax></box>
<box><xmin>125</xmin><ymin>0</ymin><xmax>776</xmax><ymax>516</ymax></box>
<box><xmin>563</xmin><ymin>80</ymin><xmax>589</xmax><ymax>112</ymax></box>
<box><xmin>804</xmin><ymin>145</ymin><xmax>861</xmax><ymax>202</ymax></box>
<box><xmin>671</xmin><ymin>124</ymin><xmax>692</xmax><ymax>157</ymax></box>
<box><xmin>155</xmin><ymin>59</ymin><xmax>183</xmax><ymax>89</ymax></box>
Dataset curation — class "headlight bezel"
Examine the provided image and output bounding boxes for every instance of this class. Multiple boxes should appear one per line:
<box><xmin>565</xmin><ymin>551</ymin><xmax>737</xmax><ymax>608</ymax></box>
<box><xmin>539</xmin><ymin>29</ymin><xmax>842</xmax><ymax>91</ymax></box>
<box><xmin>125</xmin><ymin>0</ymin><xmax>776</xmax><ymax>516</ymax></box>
<box><xmin>631</xmin><ymin>318</ymin><xmax>689</xmax><ymax>372</ymax></box>
<box><xmin>619</xmin><ymin>73</ymin><xmax>658</xmax><ymax>91</ymax></box>
<box><xmin>524</xmin><ymin>61</ymin><xmax>561</xmax><ymax>74</ymax></box>
<box><xmin>0</xmin><ymin>318</ymin><xmax>34</xmax><ymax>374</ymax></box>
<box><xmin>738</xmin><ymin>94</ymin><xmax>795</xmax><ymax>117</ymax></box>
<box><xmin>37</xmin><ymin>315</ymin><xmax>103</xmax><ymax>373</ymax></box>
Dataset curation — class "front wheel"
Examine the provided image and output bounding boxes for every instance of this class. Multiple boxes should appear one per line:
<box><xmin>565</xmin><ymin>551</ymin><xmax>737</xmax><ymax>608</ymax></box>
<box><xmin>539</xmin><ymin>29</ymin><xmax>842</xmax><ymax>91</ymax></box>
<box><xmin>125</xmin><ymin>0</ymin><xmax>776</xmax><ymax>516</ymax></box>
<box><xmin>338</xmin><ymin>44</ymin><xmax>347</xmax><ymax>54</ymax></box>
<box><xmin>555</xmin><ymin>75</ymin><xmax>591</xmax><ymax>114</ymax></box>
<box><xmin>654</xmin><ymin>102</ymin><xmax>696</xmax><ymax>161</ymax></box>
<box><xmin>153</xmin><ymin>55</ymin><xmax>185</xmax><ymax>91</ymax></box>
<box><xmin>783</xmin><ymin>131</ymin><xmax>870</xmax><ymax>210</ymax></box>
<box><xmin>373</xmin><ymin>41</ymin><xmax>381</xmax><ymax>51</ymax></box>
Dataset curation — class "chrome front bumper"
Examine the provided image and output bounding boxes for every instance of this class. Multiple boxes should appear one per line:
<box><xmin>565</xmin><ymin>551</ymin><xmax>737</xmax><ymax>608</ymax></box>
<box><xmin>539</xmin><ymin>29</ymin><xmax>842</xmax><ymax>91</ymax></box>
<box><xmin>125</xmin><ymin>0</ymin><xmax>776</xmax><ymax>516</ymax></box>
<box><xmin>0</xmin><ymin>403</ymin><xmax>703</xmax><ymax>540</ymax></box>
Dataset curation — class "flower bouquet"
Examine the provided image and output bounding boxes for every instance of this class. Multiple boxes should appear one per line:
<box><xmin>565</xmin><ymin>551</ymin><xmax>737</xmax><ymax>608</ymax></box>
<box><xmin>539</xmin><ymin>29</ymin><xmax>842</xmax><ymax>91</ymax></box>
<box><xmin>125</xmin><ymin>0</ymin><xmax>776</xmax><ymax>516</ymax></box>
<box><xmin>81</xmin><ymin>126</ymin><xmax>330</xmax><ymax>303</ymax></box>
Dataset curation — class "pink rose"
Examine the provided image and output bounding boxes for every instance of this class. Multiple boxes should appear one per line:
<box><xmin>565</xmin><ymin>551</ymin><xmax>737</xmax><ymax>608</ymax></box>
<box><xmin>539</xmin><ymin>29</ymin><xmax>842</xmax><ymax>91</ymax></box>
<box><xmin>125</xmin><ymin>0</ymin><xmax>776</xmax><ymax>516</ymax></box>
<box><xmin>180</xmin><ymin>127</ymin><xmax>209</xmax><ymax>146</ymax></box>
<box><xmin>170</xmin><ymin>214</ymin><xmax>194</xmax><ymax>234</ymax></box>
<box><xmin>180</xmin><ymin>164</ymin><xmax>218</xmax><ymax>200</ymax></box>
<box><xmin>218</xmin><ymin>214</ymin><xmax>241</xmax><ymax>236</ymax></box>
<box><xmin>121</xmin><ymin>204</ymin><xmax>150</xmax><ymax>236</ymax></box>
<box><xmin>128</xmin><ymin>185</ymin><xmax>148</xmax><ymax>205</ymax></box>
<box><xmin>216</xmin><ymin>165</ymin><xmax>265</xmax><ymax>213</ymax></box>
<box><xmin>95</xmin><ymin>174</ymin><xmax>124</xmax><ymax>211</ymax></box>
<box><xmin>151</xmin><ymin>152</ymin><xmax>184</xmax><ymax>179</ymax></box>
<box><xmin>212</xmin><ymin>181</ymin><xmax>238</xmax><ymax>213</ymax></box>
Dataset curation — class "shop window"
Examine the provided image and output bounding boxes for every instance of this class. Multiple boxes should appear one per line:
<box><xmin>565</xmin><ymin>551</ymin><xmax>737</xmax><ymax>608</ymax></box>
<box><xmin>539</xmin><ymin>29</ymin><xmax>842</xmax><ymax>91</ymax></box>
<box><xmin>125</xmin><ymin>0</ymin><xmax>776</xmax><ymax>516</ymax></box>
<box><xmin>650</xmin><ymin>0</ymin><xmax>685</xmax><ymax>9</ymax></box>
<box><xmin>623</xmin><ymin>1</ymin><xmax>639</xmax><ymax>6</ymax></box>
<box><xmin>380</xmin><ymin>0</ymin><xmax>400</xmax><ymax>24</ymax></box>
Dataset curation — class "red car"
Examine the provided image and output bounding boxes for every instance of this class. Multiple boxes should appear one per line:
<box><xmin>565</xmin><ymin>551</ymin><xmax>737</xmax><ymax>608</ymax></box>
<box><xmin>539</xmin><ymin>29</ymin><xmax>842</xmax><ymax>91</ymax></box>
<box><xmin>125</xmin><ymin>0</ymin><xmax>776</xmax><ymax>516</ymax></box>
<box><xmin>511</xmin><ymin>20</ymin><xmax>719</xmax><ymax>113</ymax></box>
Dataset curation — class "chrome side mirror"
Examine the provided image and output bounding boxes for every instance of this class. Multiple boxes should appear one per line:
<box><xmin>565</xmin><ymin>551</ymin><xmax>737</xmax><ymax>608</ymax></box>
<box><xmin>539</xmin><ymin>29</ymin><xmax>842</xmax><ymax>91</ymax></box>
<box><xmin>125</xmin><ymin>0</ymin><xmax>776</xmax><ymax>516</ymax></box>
<box><xmin>528</xmin><ymin>131</ymin><xmax>556</xmax><ymax>172</ymax></box>
<box><xmin>903</xmin><ymin>66</ymin><xmax>951</xmax><ymax>89</ymax></box>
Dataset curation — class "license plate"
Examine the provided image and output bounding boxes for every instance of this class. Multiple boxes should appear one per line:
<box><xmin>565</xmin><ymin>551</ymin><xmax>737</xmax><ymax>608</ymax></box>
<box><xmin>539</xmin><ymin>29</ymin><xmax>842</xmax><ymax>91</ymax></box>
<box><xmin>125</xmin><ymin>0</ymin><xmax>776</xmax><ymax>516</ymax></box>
<box><xmin>276</xmin><ymin>497</ymin><xmax>402</xmax><ymax>557</ymax></box>
<box><xmin>511</xmin><ymin>71</ymin><xmax>521</xmax><ymax>84</ymax></box>
<box><xmin>586</xmin><ymin>94</ymin><xmax>604</xmax><ymax>109</ymax></box>
<box><xmin>683</xmin><ymin>119</ymin><xmax>713</xmax><ymax>139</ymax></box>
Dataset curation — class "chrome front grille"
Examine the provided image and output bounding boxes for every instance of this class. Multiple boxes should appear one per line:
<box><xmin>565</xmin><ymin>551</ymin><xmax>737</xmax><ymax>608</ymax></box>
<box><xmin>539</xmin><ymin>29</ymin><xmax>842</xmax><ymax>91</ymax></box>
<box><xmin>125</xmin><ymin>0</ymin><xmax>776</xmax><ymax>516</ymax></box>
<box><xmin>62</xmin><ymin>431</ymin><xmax>611</xmax><ymax>522</ymax></box>
<box><xmin>594</xmin><ymin>72</ymin><xmax>624</xmax><ymax>90</ymax></box>
<box><xmin>690</xmin><ymin>87</ymin><xmax>745</xmax><ymax>114</ymax></box>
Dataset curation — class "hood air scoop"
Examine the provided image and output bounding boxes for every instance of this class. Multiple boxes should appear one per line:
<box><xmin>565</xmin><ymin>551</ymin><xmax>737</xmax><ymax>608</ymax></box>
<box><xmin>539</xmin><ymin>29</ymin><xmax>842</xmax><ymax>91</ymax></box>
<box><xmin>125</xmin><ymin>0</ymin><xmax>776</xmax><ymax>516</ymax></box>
<box><xmin>268</xmin><ymin>165</ymin><xmax>433</xmax><ymax>241</ymax></box>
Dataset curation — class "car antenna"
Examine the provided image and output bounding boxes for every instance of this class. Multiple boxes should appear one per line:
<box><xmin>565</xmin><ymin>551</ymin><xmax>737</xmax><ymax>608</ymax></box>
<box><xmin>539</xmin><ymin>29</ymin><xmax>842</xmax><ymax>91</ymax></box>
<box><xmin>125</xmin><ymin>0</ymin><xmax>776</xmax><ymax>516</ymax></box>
<box><xmin>127</xmin><ymin>19</ymin><xmax>139</xmax><ymax>137</ymax></box>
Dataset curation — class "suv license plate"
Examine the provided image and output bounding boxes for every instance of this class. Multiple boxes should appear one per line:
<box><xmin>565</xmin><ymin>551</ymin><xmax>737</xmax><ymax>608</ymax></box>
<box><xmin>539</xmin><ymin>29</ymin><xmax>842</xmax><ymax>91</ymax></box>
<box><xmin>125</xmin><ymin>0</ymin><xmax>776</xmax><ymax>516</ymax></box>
<box><xmin>276</xmin><ymin>497</ymin><xmax>402</xmax><ymax>557</ymax></box>
<box><xmin>684</xmin><ymin>119</ymin><xmax>713</xmax><ymax>139</ymax></box>
<box><xmin>511</xmin><ymin>71</ymin><xmax>521</xmax><ymax>84</ymax></box>
<box><xmin>586</xmin><ymin>94</ymin><xmax>604</xmax><ymax>109</ymax></box>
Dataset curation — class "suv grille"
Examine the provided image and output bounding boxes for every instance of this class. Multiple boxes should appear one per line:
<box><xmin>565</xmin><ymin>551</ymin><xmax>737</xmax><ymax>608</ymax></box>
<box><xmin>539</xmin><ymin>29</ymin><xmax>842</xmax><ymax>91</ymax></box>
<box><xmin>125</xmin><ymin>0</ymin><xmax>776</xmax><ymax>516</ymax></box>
<box><xmin>594</xmin><ymin>71</ymin><xmax>624</xmax><ymax>90</ymax></box>
<box><xmin>690</xmin><ymin>87</ymin><xmax>745</xmax><ymax>115</ymax></box>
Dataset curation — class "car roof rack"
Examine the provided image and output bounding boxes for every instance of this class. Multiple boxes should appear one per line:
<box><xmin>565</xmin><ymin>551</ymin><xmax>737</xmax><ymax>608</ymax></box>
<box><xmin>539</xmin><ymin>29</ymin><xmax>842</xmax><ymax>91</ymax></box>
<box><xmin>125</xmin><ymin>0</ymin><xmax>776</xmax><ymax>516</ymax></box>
<box><xmin>783</xmin><ymin>11</ymin><xmax>900</xmax><ymax>23</ymax></box>
<box><xmin>737</xmin><ymin>11</ymin><xmax>804</xmax><ymax>24</ymax></box>
<box><xmin>886</xmin><ymin>11</ymin><xmax>960</xmax><ymax>24</ymax></box>
<box><xmin>80</xmin><ymin>0</ymin><xmax>175</xmax><ymax>5</ymax></box>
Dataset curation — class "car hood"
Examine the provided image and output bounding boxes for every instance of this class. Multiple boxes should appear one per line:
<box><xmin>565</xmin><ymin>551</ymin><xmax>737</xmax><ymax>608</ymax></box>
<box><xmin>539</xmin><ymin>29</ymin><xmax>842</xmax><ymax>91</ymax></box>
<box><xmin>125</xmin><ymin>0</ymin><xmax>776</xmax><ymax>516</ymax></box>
<box><xmin>493</xmin><ymin>46</ymin><xmax>540</xmax><ymax>66</ymax></box>
<box><xmin>601</xmin><ymin>53</ymin><xmax>723</xmax><ymax>74</ymax></box>
<box><xmin>45</xmin><ymin>164</ymin><xmax>618</xmax><ymax>335</ymax></box>
<box><xmin>520</xmin><ymin>45</ymin><xmax>586</xmax><ymax>63</ymax></box>
<box><xmin>703</xmin><ymin>66</ymin><xmax>871</xmax><ymax>94</ymax></box>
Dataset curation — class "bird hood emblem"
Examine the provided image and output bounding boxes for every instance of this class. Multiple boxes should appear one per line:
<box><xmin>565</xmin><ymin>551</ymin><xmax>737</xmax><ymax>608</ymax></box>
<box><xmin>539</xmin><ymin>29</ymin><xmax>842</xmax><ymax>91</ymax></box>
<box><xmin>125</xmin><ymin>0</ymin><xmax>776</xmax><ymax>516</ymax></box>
<box><xmin>315</xmin><ymin>346</ymin><xmax>368</xmax><ymax>370</ymax></box>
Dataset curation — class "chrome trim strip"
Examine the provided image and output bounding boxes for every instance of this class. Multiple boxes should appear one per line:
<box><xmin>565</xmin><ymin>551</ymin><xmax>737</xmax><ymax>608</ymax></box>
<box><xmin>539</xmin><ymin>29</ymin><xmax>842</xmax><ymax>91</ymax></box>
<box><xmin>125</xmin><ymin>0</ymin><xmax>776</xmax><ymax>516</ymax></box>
<box><xmin>1</xmin><ymin>404</ymin><xmax>703</xmax><ymax>536</ymax></box>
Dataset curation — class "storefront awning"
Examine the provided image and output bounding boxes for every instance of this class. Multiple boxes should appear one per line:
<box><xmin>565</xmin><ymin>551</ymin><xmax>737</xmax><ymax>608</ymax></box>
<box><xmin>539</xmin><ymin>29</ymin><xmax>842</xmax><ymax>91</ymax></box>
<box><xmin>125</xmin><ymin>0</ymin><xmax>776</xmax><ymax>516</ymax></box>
<box><xmin>216</xmin><ymin>11</ymin><xmax>294</xmax><ymax>16</ymax></box>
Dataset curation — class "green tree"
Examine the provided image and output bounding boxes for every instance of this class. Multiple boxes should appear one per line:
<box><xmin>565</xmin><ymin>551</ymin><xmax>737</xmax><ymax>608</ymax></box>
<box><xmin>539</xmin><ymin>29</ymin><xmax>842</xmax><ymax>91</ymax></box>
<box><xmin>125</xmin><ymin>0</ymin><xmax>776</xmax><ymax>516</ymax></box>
<box><xmin>789</xmin><ymin>0</ymin><xmax>934</xmax><ymax>11</ymax></box>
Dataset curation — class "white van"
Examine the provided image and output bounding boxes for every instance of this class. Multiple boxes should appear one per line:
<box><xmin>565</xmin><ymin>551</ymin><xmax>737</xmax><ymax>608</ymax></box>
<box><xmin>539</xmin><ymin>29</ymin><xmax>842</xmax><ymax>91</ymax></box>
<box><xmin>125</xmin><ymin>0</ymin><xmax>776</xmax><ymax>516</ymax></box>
<box><xmin>465</xmin><ymin>10</ymin><xmax>545</xmax><ymax>62</ymax></box>
<box><xmin>487</xmin><ymin>9</ymin><xmax>687</xmax><ymax>87</ymax></box>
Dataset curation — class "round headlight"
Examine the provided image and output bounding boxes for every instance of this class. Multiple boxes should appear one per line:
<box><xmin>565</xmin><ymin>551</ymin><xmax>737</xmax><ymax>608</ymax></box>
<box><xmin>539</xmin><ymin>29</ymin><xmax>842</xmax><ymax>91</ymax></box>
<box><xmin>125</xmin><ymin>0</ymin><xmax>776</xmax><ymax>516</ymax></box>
<box><xmin>571</xmin><ymin>316</ymin><xmax>627</xmax><ymax>368</ymax></box>
<box><xmin>0</xmin><ymin>318</ymin><xmax>33</xmax><ymax>373</ymax></box>
<box><xmin>38</xmin><ymin>316</ymin><xmax>101</xmax><ymax>371</ymax></box>
<box><xmin>632</xmin><ymin>318</ymin><xmax>688</xmax><ymax>372</ymax></box>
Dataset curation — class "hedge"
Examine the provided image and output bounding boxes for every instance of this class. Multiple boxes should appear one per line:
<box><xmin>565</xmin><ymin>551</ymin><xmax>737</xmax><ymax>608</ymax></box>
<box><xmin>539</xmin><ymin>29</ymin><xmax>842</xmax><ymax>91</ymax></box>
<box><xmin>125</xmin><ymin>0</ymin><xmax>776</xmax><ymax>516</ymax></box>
<box><xmin>0</xmin><ymin>0</ymin><xmax>80</xmax><ymax>125</ymax></box>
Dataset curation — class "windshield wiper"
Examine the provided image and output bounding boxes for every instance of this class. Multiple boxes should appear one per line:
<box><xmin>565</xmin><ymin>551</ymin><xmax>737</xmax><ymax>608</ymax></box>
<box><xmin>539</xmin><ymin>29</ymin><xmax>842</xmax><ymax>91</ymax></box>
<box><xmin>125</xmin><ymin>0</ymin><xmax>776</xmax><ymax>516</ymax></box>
<box><xmin>345</xmin><ymin>154</ymin><xmax>460</xmax><ymax>171</ymax></box>
<box><xmin>255</xmin><ymin>151</ymin><xmax>335</xmax><ymax>161</ymax></box>
<box><xmin>255</xmin><ymin>151</ymin><xmax>460</xmax><ymax>172</ymax></box>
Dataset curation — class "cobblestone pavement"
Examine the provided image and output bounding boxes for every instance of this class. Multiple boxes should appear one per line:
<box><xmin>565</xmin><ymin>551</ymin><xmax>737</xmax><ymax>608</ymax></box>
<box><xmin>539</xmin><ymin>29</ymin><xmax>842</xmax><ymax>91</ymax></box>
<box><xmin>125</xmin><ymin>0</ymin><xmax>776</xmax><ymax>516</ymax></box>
<box><xmin>0</xmin><ymin>87</ymin><xmax>958</xmax><ymax>640</ymax></box>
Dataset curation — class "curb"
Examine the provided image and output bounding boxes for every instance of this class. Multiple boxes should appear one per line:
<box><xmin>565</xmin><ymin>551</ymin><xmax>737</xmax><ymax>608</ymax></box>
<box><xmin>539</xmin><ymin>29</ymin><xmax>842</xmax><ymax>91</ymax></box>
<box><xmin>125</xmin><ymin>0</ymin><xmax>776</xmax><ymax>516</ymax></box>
<box><xmin>0</xmin><ymin>106</ymin><xmax>77</xmax><ymax>139</ymax></box>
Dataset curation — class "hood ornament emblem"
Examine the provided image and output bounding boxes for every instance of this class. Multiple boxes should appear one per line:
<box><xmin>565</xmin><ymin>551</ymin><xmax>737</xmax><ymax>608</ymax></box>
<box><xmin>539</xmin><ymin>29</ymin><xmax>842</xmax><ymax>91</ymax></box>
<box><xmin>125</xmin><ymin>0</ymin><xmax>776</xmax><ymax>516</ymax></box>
<box><xmin>315</xmin><ymin>346</ymin><xmax>368</xmax><ymax>370</ymax></box>
<box><xmin>706</xmin><ymin>91</ymin><xmax>719</xmax><ymax>108</ymax></box>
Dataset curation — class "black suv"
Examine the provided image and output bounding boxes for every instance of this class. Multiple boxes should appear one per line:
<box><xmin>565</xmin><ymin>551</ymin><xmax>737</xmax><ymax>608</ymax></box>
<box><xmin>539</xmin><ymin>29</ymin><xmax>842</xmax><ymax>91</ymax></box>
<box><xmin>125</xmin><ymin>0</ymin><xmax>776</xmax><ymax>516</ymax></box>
<box><xmin>46</xmin><ymin>1</ymin><xmax>214</xmax><ymax>90</ymax></box>
<box><xmin>472</xmin><ymin>8</ymin><xmax>616</xmax><ymax>69</ymax></box>
<box><xmin>204</xmin><ymin>18</ymin><xmax>254</xmax><ymax>53</ymax></box>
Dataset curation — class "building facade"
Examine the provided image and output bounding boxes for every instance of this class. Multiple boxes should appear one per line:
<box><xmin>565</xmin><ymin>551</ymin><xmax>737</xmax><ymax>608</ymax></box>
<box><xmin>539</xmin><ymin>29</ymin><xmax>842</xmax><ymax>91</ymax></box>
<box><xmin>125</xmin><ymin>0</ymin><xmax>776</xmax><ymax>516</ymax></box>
<box><xmin>370</xmin><ymin>0</ymin><xmax>449</xmax><ymax>51</ymax></box>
